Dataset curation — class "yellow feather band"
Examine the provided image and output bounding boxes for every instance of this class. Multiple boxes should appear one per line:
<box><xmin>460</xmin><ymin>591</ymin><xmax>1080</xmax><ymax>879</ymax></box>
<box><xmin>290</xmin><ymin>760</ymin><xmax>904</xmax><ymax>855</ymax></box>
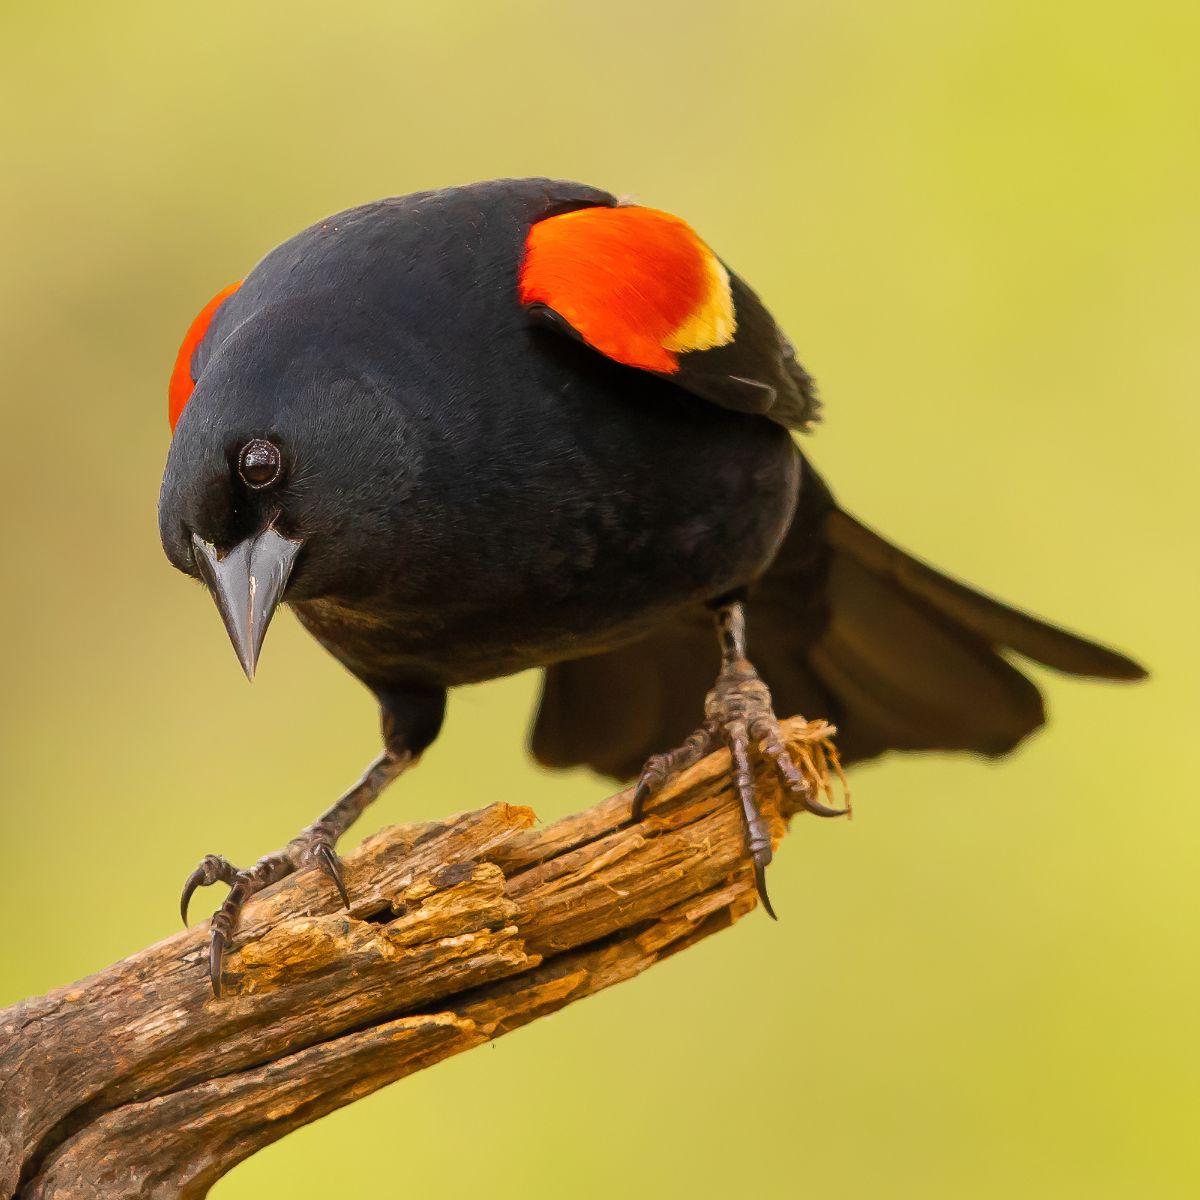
<box><xmin>662</xmin><ymin>251</ymin><xmax>736</xmax><ymax>355</ymax></box>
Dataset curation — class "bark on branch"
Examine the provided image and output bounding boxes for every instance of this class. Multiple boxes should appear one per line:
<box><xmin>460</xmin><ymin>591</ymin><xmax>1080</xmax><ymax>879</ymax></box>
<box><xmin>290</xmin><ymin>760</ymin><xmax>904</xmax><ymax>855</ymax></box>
<box><xmin>0</xmin><ymin>717</ymin><xmax>843</xmax><ymax>1199</ymax></box>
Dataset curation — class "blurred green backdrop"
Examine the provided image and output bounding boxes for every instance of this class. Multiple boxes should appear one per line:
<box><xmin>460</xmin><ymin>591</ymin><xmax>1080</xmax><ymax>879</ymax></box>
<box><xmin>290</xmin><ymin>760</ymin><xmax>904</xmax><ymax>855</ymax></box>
<box><xmin>1</xmin><ymin>1</ymin><xmax>1196</xmax><ymax>1196</ymax></box>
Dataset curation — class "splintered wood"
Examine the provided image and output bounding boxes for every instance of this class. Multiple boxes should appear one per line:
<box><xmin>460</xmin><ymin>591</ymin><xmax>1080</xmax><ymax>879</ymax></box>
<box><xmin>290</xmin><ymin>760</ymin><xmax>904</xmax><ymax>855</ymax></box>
<box><xmin>0</xmin><ymin>717</ymin><xmax>843</xmax><ymax>1199</ymax></box>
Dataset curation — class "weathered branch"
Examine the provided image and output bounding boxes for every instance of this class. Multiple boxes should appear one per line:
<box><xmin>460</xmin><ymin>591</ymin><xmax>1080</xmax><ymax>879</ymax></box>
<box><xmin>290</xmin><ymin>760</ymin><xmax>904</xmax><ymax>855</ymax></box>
<box><xmin>0</xmin><ymin>717</ymin><xmax>843</xmax><ymax>1199</ymax></box>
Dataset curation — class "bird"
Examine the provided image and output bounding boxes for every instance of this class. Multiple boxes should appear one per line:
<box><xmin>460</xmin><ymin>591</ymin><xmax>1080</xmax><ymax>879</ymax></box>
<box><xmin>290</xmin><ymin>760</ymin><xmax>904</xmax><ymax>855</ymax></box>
<box><xmin>159</xmin><ymin>177</ymin><xmax>1145</xmax><ymax>996</ymax></box>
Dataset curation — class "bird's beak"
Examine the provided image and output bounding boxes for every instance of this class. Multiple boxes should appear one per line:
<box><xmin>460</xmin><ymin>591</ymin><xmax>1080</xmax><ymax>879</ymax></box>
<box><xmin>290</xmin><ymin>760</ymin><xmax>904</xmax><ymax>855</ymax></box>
<box><xmin>191</xmin><ymin>528</ymin><xmax>302</xmax><ymax>680</ymax></box>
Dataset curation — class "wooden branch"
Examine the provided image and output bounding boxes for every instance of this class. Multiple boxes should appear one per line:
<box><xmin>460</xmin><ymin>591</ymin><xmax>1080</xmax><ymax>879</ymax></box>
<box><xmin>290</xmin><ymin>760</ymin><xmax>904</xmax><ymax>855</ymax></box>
<box><xmin>0</xmin><ymin>717</ymin><xmax>843</xmax><ymax>1200</ymax></box>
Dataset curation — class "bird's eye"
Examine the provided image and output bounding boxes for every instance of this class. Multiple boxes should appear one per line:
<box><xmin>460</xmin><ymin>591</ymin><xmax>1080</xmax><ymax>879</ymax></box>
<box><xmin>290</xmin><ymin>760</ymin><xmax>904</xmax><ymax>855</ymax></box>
<box><xmin>237</xmin><ymin>439</ymin><xmax>283</xmax><ymax>490</ymax></box>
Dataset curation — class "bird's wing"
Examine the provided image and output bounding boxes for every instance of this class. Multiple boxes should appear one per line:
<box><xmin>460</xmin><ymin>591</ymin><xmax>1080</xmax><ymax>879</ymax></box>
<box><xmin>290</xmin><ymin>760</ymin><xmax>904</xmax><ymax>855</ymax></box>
<box><xmin>168</xmin><ymin>280</ymin><xmax>243</xmax><ymax>431</ymax></box>
<box><xmin>518</xmin><ymin>203</ymin><xmax>819</xmax><ymax>431</ymax></box>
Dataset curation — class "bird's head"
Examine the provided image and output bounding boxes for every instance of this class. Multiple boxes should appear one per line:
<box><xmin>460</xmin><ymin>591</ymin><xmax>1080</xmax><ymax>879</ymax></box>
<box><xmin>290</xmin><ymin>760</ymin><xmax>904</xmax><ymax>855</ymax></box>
<box><xmin>158</xmin><ymin>288</ymin><xmax>418</xmax><ymax>679</ymax></box>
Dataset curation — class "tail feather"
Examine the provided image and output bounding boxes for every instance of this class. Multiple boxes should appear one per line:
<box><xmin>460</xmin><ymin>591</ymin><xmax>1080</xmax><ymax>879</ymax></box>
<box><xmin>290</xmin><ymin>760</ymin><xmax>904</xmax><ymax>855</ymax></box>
<box><xmin>827</xmin><ymin>511</ymin><xmax>1146</xmax><ymax>682</ymax></box>
<box><xmin>530</xmin><ymin>490</ymin><xmax>1146</xmax><ymax>780</ymax></box>
<box><xmin>808</xmin><ymin>550</ymin><xmax>1046</xmax><ymax>759</ymax></box>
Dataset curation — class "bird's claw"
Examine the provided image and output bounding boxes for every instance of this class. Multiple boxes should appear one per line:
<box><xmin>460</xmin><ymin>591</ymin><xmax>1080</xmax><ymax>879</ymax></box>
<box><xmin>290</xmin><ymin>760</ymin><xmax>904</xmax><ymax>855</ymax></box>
<box><xmin>180</xmin><ymin>869</ymin><xmax>204</xmax><ymax>928</ymax></box>
<box><xmin>752</xmin><ymin>859</ymin><xmax>777</xmax><ymax>921</ymax></box>
<box><xmin>632</xmin><ymin>656</ymin><xmax>846</xmax><ymax>917</ymax></box>
<box><xmin>180</xmin><ymin>854</ymin><xmax>266</xmax><ymax>998</ymax></box>
<box><xmin>179</xmin><ymin>830</ymin><xmax>351</xmax><ymax>998</ymax></box>
<box><xmin>314</xmin><ymin>841</ymin><xmax>350</xmax><ymax>908</ymax></box>
<box><xmin>630</xmin><ymin>727</ymin><xmax>715</xmax><ymax>822</ymax></box>
<box><xmin>631</xmin><ymin>782</ymin><xmax>647</xmax><ymax>822</ymax></box>
<box><xmin>180</xmin><ymin>853</ymin><xmax>238</xmax><ymax>926</ymax></box>
<box><xmin>799</xmin><ymin>793</ymin><xmax>847</xmax><ymax>819</ymax></box>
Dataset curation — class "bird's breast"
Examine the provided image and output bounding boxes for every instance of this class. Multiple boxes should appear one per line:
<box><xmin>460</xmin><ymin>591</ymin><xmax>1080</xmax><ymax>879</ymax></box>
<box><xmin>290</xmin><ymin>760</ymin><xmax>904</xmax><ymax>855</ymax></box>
<box><xmin>292</xmin><ymin>400</ymin><xmax>800</xmax><ymax>692</ymax></box>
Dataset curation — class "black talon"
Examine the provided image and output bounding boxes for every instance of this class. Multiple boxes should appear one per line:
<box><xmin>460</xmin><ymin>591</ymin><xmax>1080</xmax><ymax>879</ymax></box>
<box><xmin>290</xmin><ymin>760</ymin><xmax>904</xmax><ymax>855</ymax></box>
<box><xmin>209</xmin><ymin>930</ymin><xmax>226</xmax><ymax>998</ymax></box>
<box><xmin>180</xmin><ymin>867</ymin><xmax>205</xmax><ymax>927</ymax></box>
<box><xmin>753</xmin><ymin>860</ymin><xmax>778</xmax><ymax>921</ymax></box>
<box><xmin>631</xmin><ymin>780</ymin><xmax>651</xmax><ymax>822</ymax></box>
<box><xmin>315</xmin><ymin>843</ymin><xmax>350</xmax><ymax>908</ymax></box>
<box><xmin>803</xmin><ymin>794</ymin><xmax>849</xmax><ymax>819</ymax></box>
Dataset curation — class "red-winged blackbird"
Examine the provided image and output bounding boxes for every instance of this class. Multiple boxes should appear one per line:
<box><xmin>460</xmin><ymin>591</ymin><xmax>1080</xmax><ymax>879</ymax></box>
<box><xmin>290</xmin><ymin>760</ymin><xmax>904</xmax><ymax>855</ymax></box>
<box><xmin>160</xmin><ymin>178</ymin><xmax>1144</xmax><ymax>995</ymax></box>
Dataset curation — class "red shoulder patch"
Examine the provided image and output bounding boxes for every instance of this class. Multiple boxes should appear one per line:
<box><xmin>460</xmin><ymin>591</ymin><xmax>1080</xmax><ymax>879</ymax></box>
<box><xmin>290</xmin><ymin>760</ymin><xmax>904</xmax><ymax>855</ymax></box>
<box><xmin>518</xmin><ymin>206</ymin><xmax>735</xmax><ymax>374</ymax></box>
<box><xmin>168</xmin><ymin>281</ymin><xmax>243</xmax><ymax>432</ymax></box>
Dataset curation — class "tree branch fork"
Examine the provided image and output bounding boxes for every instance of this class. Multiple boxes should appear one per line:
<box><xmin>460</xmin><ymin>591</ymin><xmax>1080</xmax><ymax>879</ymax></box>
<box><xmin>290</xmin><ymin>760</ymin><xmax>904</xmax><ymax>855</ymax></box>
<box><xmin>0</xmin><ymin>717</ymin><xmax>843</xmax><ymax>1199</ymax></box>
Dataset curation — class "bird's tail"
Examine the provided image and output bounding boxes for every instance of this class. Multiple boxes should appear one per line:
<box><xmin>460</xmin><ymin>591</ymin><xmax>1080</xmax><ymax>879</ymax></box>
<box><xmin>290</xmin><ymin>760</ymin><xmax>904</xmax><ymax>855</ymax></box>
<box><xmin>530</xmin><ymin>470</ymin><xmax>1145</xmax><ymax>777</ymax></box>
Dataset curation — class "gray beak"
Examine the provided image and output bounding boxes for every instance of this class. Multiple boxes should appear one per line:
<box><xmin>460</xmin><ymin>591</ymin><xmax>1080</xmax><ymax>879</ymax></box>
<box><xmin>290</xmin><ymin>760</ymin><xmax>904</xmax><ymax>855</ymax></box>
<box><xmin>192</xmin><ymin>528</ymin><xmax>302</xmax><ymax>680</ymax></box>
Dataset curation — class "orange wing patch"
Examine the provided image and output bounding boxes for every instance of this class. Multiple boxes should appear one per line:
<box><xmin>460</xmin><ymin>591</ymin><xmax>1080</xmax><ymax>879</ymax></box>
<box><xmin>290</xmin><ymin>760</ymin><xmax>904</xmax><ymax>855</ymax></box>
<box><xmin>168</xmin><ymin>280</ymin><xmax>243</xmax><ymax>432</ymax></box>
<box><xmin>518</xmin><ymin>206</ymin><xmax>735</xmax><ymax>374</ymax></box>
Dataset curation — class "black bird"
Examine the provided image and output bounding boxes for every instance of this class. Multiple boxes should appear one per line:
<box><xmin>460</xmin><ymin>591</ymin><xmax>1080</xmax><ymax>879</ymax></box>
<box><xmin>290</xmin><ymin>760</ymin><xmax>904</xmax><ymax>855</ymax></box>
<box><xmin>160</xmin><ymin>178</ymin><xmax>1145</xmax><ymax>995</ymax></box>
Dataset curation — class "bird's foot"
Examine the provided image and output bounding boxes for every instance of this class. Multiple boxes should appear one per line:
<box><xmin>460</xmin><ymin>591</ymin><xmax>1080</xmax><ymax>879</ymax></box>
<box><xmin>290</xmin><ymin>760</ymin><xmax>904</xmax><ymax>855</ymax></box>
<box><xmin>179</xmin><ymin>750</ymin><xmax>412</xmax><ymax>997</ymax></box>
<box><xmin>177</xmin><ymin>748</ymin><xmax>410</xmax><ymax>993</ymax></box>
<box><xmin>632</xmin><ymin>656</ymin><xmax>848</xmax><ymax>918</ymax></box>
<box><xmin>180</xmin><ymin>821</ymin><xmax>349</xmax><ymax>997</ymax></box>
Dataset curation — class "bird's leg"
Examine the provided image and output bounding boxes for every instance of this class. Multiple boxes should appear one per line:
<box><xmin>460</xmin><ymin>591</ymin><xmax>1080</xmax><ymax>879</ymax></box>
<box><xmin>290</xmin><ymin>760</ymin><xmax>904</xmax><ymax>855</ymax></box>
<box><xmin>632</xmin><ymin>599</ymin><xmax>847</xmax><ymax>917</ymax></box>
<box><xmin>181</xmin><ymin>687</ymin><xmax>445</xmax><ymax>995</ymax></box>
<box><xmin>180</xmin><ymin>750</ymin><xmax>413</xmax><ymax>996</ymax></box>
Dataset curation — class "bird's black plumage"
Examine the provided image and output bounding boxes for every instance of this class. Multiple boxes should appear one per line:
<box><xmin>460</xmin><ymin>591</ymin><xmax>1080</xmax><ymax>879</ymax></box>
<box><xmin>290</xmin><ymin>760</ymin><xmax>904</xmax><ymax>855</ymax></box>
<box><xmin>160</xmin><ymin>177</ymin><xmax>1144</xmax><ymax>993</ymax></box>
<box><xmin>162</xmin><ymin>179</ymin><xmax>799</xmax><ymax>688</ymax></box>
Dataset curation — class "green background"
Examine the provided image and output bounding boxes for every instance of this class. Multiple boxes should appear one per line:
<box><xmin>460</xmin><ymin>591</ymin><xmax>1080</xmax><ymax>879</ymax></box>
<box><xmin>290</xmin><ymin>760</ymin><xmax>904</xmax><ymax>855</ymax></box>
<box><xmin>1</xmin><ymin>2</ymin><xmax>1196</xmax><ymax>1196</ymax></box>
